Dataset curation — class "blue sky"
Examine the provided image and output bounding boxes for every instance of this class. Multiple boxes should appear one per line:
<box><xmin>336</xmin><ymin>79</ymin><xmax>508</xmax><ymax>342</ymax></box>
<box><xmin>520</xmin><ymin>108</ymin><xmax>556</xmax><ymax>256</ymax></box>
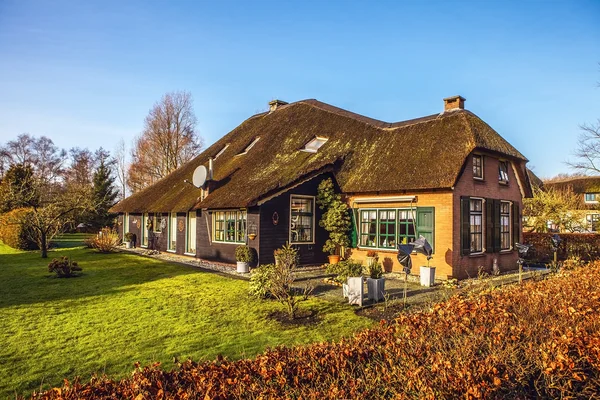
<box><xmin>0</xmin><ymin>0</ymin><xmax>598</xmax><ymax>178</ymax></box>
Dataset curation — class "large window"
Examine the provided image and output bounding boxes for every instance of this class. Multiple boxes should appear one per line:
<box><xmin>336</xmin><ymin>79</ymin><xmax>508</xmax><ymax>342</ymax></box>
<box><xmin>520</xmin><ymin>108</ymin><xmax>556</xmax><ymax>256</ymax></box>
<box><xmin>213</xmin><ymin>210</ymin><xmax>246</xmax><ymax>243</ymax></box>
<box><xmin>141</xmin><ymin>213</ymin><xmax>149</xmax><ymax>247</ymax></box>
<box><xmin>587</xmin><ymin>214</ymin><xmax>600</xmax><ymax>232</ymax></box>
<box><xmin>359</xmin><ymin>208</ymin><xmax>418</xmax><ymax>249</ymax></box>
<box><xmin>469</xmin><ymin>199</ymin><xmax>483</xmax><ymax>253</ymax></box>
<box><xmin>500</xmin><ymin>201</ymin><xmax>511</xmax><ymax>250</ymax></box>
<box><xmin>186</xmin><ymin>211</ymin><xmax>196</xmax><ymax>254</ymax></box>
<box><xmin>123</xmin><ymin>213</ymin><xmax>129</xmax><ymax>241</ymax></box>
<box><xmin>154</xmin><ymin>213</ymin><xmax>163</xmax><ymax>233</ymax></box>
<box><xmin>498</xmin><ymin>161</ymin><xmax>509</xmax><ymax>184</ymax></box>
<box><xmin>473</xmin><ymin>155</ymin><xmax>483</xmax><ymax>180</ymax></box>
<box><xmin>168</xmin><ymin>213</ymin><xmax>177</xmax><ymax>251</ymax></box>
<box><xmin>290</xmin><ymin>196</ymin><xmax>314</xmax><ymax>243</ymax></box>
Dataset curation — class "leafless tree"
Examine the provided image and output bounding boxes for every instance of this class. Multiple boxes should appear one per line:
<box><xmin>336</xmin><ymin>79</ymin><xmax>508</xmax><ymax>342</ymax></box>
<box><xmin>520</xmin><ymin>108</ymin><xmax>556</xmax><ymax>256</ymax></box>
<box><xmin>568</xmin><ymin>120</ymin><xmax>600</xmax><ymax>175</ymax></box>
<box><xmin>128</xmin><ymin>91</ymin><xmax>204</xmax><ymax>192</ymax></box>
<box><xmin>0</xmin><ymin>134</ymin><xmax>66</xmax><ymax>183</ymax></box>
<box><xmin>114</xmin><ymin>138</ymin><xmax>129</xmax><ymax>201</ymax></box>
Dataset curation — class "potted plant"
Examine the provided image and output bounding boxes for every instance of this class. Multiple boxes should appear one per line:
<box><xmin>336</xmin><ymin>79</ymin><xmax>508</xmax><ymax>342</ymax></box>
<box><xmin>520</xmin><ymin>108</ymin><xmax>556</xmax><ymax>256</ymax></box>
<box><xmin>365</xmin><ymin>250</ymin><xmax>378</xmax><ymax>267</ymax></box>
<box><xmin>235</xmin><ymin>245</ymin><xmax>254</xmax><ymax>273</ymax></box>
<box><xmin>366</xmin><ymin>261</ymin><xmax>385</xmax><ymax>302</ymax></box>
<box><xmin>124</xmin><ymin>232</ymin><xmax>134</xmax><ymax>249</ymax></box>
<box><xmin>317</xmin><ymin>178</ymin><xmax>351</xmax><ymax>265</ymax></box>
<box><xmin>327</xmin><ymin>259</ymin><xmax>363</xmax><ymax>298</ymax></box>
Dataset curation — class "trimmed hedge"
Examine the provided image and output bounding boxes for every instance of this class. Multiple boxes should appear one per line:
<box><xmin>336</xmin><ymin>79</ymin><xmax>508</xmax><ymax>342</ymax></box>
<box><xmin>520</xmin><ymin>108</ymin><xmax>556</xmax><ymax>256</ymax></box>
<box><xmin>523</xmin><ymin>232</ymin><xmax>600</xmax><ymax>262</ymax></box>
<box><xmin>0</xmin><ymin>208</ymin><xmax>37</xmax><ymax>250</ymax></box>
<box><xmin>29</xmin><ymin>262</ymin><xmax>600</xmax><ymax>399</ymax></box>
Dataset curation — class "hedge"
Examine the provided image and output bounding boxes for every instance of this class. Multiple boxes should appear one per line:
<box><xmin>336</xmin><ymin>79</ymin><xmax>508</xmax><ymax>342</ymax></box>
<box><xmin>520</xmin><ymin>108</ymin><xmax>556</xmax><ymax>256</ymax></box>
<box><xmin>523</xmin><ymin>232</ymin><xmax>600</xmax><ymax>262</ymax></box>
<box><xmin>0</xmin><ymin>208</ymin><xmax>37</xmax><ymax>250</ymax></box>
<box><xmin>29</xmin><ymin>261</ymin><xmax>600</xmax><ymax>399</ymax></box>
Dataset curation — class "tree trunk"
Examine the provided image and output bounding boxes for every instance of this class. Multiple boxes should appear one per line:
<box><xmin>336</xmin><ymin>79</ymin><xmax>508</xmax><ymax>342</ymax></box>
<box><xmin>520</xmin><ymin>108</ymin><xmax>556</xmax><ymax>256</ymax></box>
<box><xmin>41</xmin><ymin>231</ymin><xmax>48</xmax><ymax>258</ymax></box>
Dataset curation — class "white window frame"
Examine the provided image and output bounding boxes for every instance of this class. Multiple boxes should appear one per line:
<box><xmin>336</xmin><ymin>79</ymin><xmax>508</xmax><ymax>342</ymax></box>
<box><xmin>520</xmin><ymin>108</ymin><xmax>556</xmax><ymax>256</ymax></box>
<box><xmin>212</xmin><ymin>210</ymin><xmax>247</xmax><ymax>244</ymax></box>
<box><xmin>472</xmin><ymin>154</ymin><xmax>484</xmax><ymax>180</ymax></box>
<box><xmin>167</xmin><ymin>212</ymin><xmax>177</xmax><ymax>252</ymax></box>
<box><xmin>289</xmin><ymin>195</ymin><xmax>316</xmax><ymax>245</ymax></box>
<box><xmin>469</xmin><ymin>197</ymin><xmax>485</xmax><ymax>255</ymax></box>
<box><xmin>498</xmin><ymin>160</ymin><xmax>510</xmax><ymax>184</ymax></box>
<box><xmin>235</xmin><ymin>137</ymin><xmax>260</xmax><ymax>156</ymax></box>
<box><xmin>123</xmin><ymin>212</ymin><xmax>129</xmax><ymax>241</ymax></box>
<box><xmin>585</xmin><ymin>193</ymin><xmax>599</xmax><ymax>204</ymax></box>
<box><xmin>500</xmin><ymin>200</ymin><xmax>512</xmax><ymax>251</ymax></box>
<box><xmin>215</xmin><ymin>144</ymin><xmax>229</xmax><ymax>159</ymax></box>
<box><xmin>301</xmin><ymin>136</ymin><xmax>328</xmax><ymax>153</ymax></box>
<box><xmin>141</xmin><ymin>213</ymin><xmax>148</xmax><ymax>248</ymax></box>
<box><xmin>185</xmin><ymin>211</ymin><xmax>196</xmax><ymax>256</ymax></box>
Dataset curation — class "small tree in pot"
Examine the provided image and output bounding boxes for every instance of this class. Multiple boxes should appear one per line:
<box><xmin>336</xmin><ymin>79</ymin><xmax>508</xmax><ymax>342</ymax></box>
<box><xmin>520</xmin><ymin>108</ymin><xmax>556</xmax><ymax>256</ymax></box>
<box><xmin>317</xmin><ymin>178</ymin><xmax>351</xmax><ymax>264</ymax></box>
<box><xmin>235</xmin><ymin>245</ymin><xmax>254</xmax><ymax>273</ymax></box>
<box><xmin>366</xmin><ymin>261</ymin><xmax>385</xmax><ymax>302</ymax></box>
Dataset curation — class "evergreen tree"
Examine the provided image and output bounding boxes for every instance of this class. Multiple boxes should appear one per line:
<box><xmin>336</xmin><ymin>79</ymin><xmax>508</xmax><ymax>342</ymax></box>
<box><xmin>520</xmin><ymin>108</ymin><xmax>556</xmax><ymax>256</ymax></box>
<box><xmin>0</xmin><ymin>164</ymin><xmax>39</xmax><ymax>213</ymax></box>
<box><xmin>91</xmin><ymin>149</ymin><xmax>117</xmax><ymax>228</ymax></box>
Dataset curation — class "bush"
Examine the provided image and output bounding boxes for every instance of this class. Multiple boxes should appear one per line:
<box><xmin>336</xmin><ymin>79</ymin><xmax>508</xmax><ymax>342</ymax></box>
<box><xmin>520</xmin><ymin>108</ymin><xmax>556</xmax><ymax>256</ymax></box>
<box><xmin>523</xmin><ymin>232</ymin><xmax>600</xmax><ymax>262</ymax></box>
<box><xmin>32</xmin><ymin>261</ymin><xmax>600</xmax><ymax>399</ymax></box>
<box><xmin>0</xmin><ymin>207</ymin><xmax>37</xmax><ymax>250</ymax></box>
<box><xmin>86</xmin><ymin>227</ymin><xmax>120</xmax><ymax>253</ymax></box>
<box><xmin>48</xmin><ymin>256</ymin><xmax>82</xmax><ymax>278</ymax></box>
<box><xmin>124</xmin><ymin>232</ymin><xmax>134</xmax><ymax>242</ymax></box>
<box><xmin>249</xmin><ymin>263</ymin><xmax>276</xmax><ymax>298</ymax></box>
<box><xmin>326</xmin><ymin>258</ymin><xmax>364</xmax><ymax>284</ymax></box>
<box><xmin>235</xmin><ymin>245</ymin><xmax>254</xmax><ymax>263</ymax></box>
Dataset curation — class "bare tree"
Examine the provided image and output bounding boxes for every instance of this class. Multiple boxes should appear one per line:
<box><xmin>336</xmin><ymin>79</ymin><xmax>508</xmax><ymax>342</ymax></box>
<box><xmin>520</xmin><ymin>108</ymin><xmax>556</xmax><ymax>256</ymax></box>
<box><xmin>0</xmin><ymin>134</ymin><xmax>66</xmax><ymax>183</ymax></box>
<box><xmin>568</xmin><ymin>120</ymin><xmax>600</xmax><ymax>175</ymax></box>
<box><xmin>114</xmin><ymin>138</ymin><xmax>129</xmax><ymax>201</ymax></box>
<box><xmin>128</xmin><ymin>91</ymin><xmax>204</xmax><ymax>192</ymax></box>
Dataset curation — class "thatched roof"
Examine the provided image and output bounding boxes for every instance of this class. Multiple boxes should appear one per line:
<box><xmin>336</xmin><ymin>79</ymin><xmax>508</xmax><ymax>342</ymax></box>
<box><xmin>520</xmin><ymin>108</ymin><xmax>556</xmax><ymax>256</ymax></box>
<box><xmin>544</xmin><ymin>176</ymin><xmax>600</xmax><ymax>193</ymax></box>
<box><xmin>111</xmin><ymin>99</ymin><xmax>531</xmax><ymax>213</ymax></box>
<box><xmin>527</xmin><ymin>168</ymin><xmax>544</xmax><ymax>189</ymax></box>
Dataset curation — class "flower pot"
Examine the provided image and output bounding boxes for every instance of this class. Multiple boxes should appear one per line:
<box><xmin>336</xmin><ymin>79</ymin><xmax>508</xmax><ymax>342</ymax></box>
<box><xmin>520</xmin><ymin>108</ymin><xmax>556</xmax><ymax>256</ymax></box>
<box><xmin>347</xmin><ymin>276</ymin><xmax>365</xmax><ymax>306</ymax></box>
<box><xmin>236</xmin><ymin>261</ymin><xmax>249</xmax><ymax>273</ymax></box>
<box><xmin>125</xmin><ymin>242</ymin><xmax>132</xmax><ymax>249</ymax></box>
<box><xmin>248</xmin><ymin>233</ymin><xmax>256</xmax><ymax>240</ymax></box>
<box><xmin>365</xmin><ymin>256</ymin><xmax>376</xmax><ymax>267</ymax></box>
<box><xmin>367</xmin><ymin>277</ymin><xmax>385</xmax><ymax>302</ymax></box>
<box><xmin>420</xmin><ymin>266</ymin><xmax>436</xmax><ymax>287</ymax></box>
<box><xmin>342</xmin><ymin>283</ymin><xmax>349</xmax><ymax>298</ymax></box>
<box><xmin>328</xmin><ymin>255</ymin><xmax>340</xmax><ymax>264</ymax></box>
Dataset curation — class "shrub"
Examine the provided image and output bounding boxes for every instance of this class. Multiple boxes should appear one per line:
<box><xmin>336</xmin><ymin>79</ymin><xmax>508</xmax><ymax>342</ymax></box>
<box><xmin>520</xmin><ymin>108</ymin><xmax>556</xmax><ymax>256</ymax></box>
<box><xmin>523</xmin><ymin>232</ymin><xmax>600</xmax><ymax>262</ymax></box>
<box><xmin>33</xmin><ymin>261</ymin><xmax>600</xmax><ymax>399</ymax></box>
<box><xmin>0</xmin><ymin>207</ymin><xmax>37</xmax><ymax>250</ymax></box>
<box><xmin>316</xmin><ymin>178</ymin><xmax>351</xmax><ymax>255</ymax></box>
<box><xmin>367</xmin><ymin>261</ymin><xmax>383</xmax><ymax>279</ymax></box>
<box><xmin>48</xmin><ymin>256</ymin><xmax>82</xmax><ymax>278</ymax></box>
<box><xmin>235</xmin><ymin>245</ymin><xmax>254</xmax><ymax>263</ymax></box>
<box><xmin>124</xmin><ymin>232</ymin><xmax>134</xmax><ymax>242</ymax></box>
<box><xmin>326</xmin><ymin>258</ymin><xmax>364</xmax><ymax>284</ymax></box>
<box><xmin>249</xmin><ymin>263</ymin><xmax>276</xmax><ymax>298</ymax></box>
<box><xmin>86</xmin><ymin>227</ymin><xmax>120</xmax><ymax>253</ymax></box>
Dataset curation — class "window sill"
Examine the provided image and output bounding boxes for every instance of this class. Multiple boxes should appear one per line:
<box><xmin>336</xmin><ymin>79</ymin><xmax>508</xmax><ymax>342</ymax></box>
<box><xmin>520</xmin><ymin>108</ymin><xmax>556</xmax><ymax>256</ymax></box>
<box><xmin>473</xmin><ymin>177</ymin><xmax>484</xmax><ymax>181</ymax></box>
<box><xmin>499</xmin><ymin>181</ymin><xmax>509</xmax><ymax>186</ymax></box>
<box><xmin>212</xmin><ymin>241</ymin><xmax>246</xmax><ymax>245</ymax></box>
<box><xmin>468</xmin><ymin>252</ymin><xmax>486</xmax><ymax>258</ymax></box>
<box><xmin>166</xmin><ymin>249</ymin><xmax>176</xmax><ymax>253</ymax></box>
<box><xmin>499</xmin><ymin>249</ymin><xmax>513</xmax><ymax>254</ymax></box>
<box><xmin>290</xmin><ymin>242</ymin><xmax>315</xmax><ymax>245</ymax></box>
<box><xmin>141</xmin><ymin>245</ymin><xmax>148</xmax><ymax>248</ymax></box>
<box><xmin>184</xmin><ymin>252</ymin><xmax>196</xmax><ymax>256</ymax></box>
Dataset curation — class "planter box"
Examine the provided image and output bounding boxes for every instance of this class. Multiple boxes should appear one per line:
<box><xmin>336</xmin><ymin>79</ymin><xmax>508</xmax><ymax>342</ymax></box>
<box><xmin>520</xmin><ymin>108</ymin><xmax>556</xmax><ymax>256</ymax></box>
<box><xmin>236</xmin><ymin>261</ymin><xmax>249</xmax><ymax>273</ymax></box>
<box><xmin>420</xmin><ymin>266</ymin><xmax>436</xmax><ymax>287</ymax></box>
<box><xmin>342</xmin><ymin>283</ymin><xmax>349</xmax><ymax>298</ymax></box>
<box><xmin>347</xmin><ymin>276</ymin><xmax>364</xmax><ymax>306</ymax></box>
<box><xmin>367</xmin><ymin>277</ymin><xmax>385</xmax><ymax>302</ymax></box>
<box><xmin>125</xmin><ymin>242</ymin><xmax>132</xmax><ymax>249</ymax></box>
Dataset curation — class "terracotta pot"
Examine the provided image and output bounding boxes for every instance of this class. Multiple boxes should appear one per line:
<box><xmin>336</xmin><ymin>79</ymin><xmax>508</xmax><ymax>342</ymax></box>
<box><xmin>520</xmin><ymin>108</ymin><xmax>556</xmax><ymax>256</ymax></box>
<box><xmin>248</xmin><ymin>233</ymin><xmax>256</xmax><ymax>240</ymax></box>
<box><xmin>328</xmin><ymin>255</ymin><xmax>340</xmax><ymax>264</ymax></box>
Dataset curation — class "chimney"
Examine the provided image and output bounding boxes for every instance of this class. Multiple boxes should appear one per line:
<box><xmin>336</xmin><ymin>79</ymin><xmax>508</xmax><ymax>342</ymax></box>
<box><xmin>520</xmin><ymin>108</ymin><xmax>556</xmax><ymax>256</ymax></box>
<box><xmin>269</xmin><ymin>99</ymin><xmax>288</xmax><ymax>112</ymax></box>
<box><xmin>208</xmin><ymin>157</ymin><xmax>214</xmax><ymax>180</ymax></box>
<box><xmin>443</xmin><ymin>95</ymin><xmax>466</xmax><ymax>112</ymax></box>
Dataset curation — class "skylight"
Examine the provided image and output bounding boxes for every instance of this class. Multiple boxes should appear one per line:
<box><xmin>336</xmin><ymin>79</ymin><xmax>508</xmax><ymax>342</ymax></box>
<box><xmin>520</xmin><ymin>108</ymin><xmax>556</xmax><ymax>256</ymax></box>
<box><xmin>302</xmin><ymin>136</ymin><xmax>328</xmax><ymax>153</ymax></box>
<box><xmin>215</xmin><ymin>144</ymin><xmax>229</xmax><ymax>159</ymax></box>
<box><xmin>236</xmin><ymin>137</ymin><xmax>260</xmax><ymax>156</ymax></box>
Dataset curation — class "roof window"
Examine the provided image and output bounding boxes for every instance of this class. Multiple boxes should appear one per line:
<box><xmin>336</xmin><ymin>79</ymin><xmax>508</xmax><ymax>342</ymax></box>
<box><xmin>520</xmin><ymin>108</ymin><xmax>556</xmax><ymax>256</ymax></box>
<box><xmin>215</xmin><ymin>144</ymin><xmax>229</xmax><ymax>159</ymax></box>
<box><xmin>236</xmin><ymin>137</ymin><xmax>260</xmax><ymax>156</ymax></box>
<box><xmin>302</xmin><ymin>136</ymin><xmax>328</xmax><ymax>153</ymax></box>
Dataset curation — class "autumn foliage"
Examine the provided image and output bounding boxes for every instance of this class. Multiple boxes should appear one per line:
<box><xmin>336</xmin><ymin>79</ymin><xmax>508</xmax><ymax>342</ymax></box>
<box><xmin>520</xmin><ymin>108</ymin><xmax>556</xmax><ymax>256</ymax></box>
<box><xmin>30</xmin><ymin>262</ymin><xmax>600</xmax><ymax>399</ymax></box>
<box><xmin>524</xmin><ymin>232</ymin><xmax>600</xmax><ymax>262</ymax></box>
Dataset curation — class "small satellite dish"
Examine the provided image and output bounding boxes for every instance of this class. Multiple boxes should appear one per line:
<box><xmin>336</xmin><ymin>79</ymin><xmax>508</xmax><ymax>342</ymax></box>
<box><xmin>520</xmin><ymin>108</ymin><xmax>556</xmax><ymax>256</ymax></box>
<box><xmin>192</xmin><ymin>165</ymin><xmax>207</xmax><ymax>188</ymax></box>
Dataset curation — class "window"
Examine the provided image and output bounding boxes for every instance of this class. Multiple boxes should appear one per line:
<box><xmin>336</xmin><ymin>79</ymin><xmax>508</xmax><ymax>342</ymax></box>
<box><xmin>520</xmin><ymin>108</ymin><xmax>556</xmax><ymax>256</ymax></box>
<box><xmin>585</xmin><ymin>193</ymin><xmax>598</xmax><ymax>203</ymax></box>
<box><xmin>469</xmin><ymin>199</ymin><xmax>483</xmax><ymax>253</ymax></box>
<box><xmin>123</xmin><ymin>213</ymin><xmax>129</xmax><ymax>240</ymax></box>
<box><xmin>302</xmin><ymin>137</ymin><xmax>328</xmax><ymax>153</ymax></box>
<box><xmin>499</xmin><ymin>161</ymin><xmax>509</xmax><ymax>184</ymax></box>
<box><xmin>473</xmin><ymin>155</ymin><xmax>483</xmax><ymax>180</ymax></box>
<box><xmin>359</xmin><ymin>208</ymin><xmax>419</xmax><ymax>249</ymax></box>
<box><xmin>500</xmin><ymin>201</ymin><xmax>511</xmax><ymax>250</ymax></box>
<box><xmin>215</xmin><ymin>144</ymin><xmax>229</xmax><ymax>159</ymax></box>
<box><xmin>290</xmin><ymin>196</ymin><xmax>314</xmax><ymax>243</ymax></box>
<box><xmin>213</xmin><ymin>210</ymin><xmax>246</xmax><ymax>243</ymax></box>
<box><xmin>141</xmin><ymin>213</ymin><xmax>148</xmax><ymax>247</ymax></box>
<box><xmin>236</xmin><ymin>137</ymin><xmax>260</xmax><ymax>156</ymax></box>
<box><xmin>168</xmin><ymin>213</ymin><xmax>177</xmax><ymax>251</ymax></box>
<box><xmin>153</xmin><ymin>213</ymin><xmax>163</xmax><ymax>233</ymax></box>
<box><xmin>587</xmin><ymin>214</ymin><xmax>600</xmax><ymax>232</ymax></box>
<box><xmin>186</xmin><ymin>211</ymin><xmax>196</xmax><ymax>254</ymax></box>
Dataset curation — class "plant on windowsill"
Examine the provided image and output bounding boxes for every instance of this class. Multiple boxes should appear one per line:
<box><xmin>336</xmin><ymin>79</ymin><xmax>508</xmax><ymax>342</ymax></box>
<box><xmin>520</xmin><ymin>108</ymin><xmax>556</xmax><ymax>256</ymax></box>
<box><xmin>124</xmin><ymin>232</ymin><xmax>134</xmax><ymax>249</ymax></box>
<box><xmin>235</xmin><ymin>245</ymin><xmax>254</xmax><ymax>273</ymax></box>
<box><xmin>317</xmin><ymin>178</ymin><xmax>351</xmax><ymax>265</ymax></box>
<box><xmin>366</xmin><ymin>261</ymin><xmax>385</xmax><ymax>302</ymax></box>
<box><xmin>365</xmin><ymin>250</ymin><xmax>378</xmax><ymax>267</ymax></box>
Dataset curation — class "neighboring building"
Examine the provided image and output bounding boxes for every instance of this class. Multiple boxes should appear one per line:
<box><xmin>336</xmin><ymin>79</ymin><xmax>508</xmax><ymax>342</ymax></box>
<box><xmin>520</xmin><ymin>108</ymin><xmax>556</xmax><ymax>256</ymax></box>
<box><xmin>110</xmin><ymin>96</ymin><xmax>533</xmax><ymax>279</ymax></box>
<box><xmin>543</xmin><ymin>176</ymin><xmax>600</xmax><ymax>232</ymax></box>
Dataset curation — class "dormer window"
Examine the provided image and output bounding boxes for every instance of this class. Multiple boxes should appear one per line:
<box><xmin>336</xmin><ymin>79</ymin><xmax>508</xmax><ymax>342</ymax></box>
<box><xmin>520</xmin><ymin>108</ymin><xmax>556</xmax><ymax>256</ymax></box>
<box><xmin>302</xmin><ymin>137</ymin><xmax>328</xmax><ymax>153</ymax></box>
<box><xmin>585</xmin><ymin>193</ymin><xmax>599</xmax><ymax>204</ymax></box>
<box><xmin>215</xmin><ymin>144</ymin><xmax>229</xmax><ymax>159</ymax></box>
<box><xmin>499</xmin><ymin>160</ymin><xmax>509</xmax><ymax>184</ymax></box>
<box><xmin>236</xmin><ymin>137</ymin><xmax>260</xmax><ymax>156</ymax></box>
<box><xmin>472</xmin><ymin>155</ymin><xmax>483</xmax><ymax>180</ymax></box>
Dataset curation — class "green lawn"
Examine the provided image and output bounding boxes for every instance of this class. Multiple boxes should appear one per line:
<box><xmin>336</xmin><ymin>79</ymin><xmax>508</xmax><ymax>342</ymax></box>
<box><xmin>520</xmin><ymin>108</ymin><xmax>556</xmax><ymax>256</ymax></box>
<box><xmin>0</xmin><ymin>239</ymin><xmax>374</xmax><ymax>398</ymax></box>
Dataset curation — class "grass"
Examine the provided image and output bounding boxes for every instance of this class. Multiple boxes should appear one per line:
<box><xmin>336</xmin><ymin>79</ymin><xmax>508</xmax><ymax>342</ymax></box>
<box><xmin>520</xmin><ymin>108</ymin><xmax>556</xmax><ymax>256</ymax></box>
<box><xmin>0</xmin><ymin>237</ymin><xmax>374</xmax><ymax>398</ymax></box>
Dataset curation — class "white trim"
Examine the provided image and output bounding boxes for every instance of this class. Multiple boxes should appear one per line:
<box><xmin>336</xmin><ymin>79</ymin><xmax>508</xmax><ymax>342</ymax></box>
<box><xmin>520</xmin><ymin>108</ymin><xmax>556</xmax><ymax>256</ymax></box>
<box><xmin>353</xmin><ymin>196</ymin><xmax>416</xmax><ymax>204</ymax></box>
<box><xmin>211</xmin><ymin>209</ymin><xmax>247</xmax><ymax>244</ymax></box>
<box><xmin>472</xmin><ymin>154</ymin><xmax>484</xmax><ymax>180</ymax></box>
<box><xmin>166</xmin><ymin>249</ymin><xmax>176</xmax><ymax>253</ymax></box>
<box><xmin>289</xmin><ymin>195</ymin><xmax>316</xmax><ymax>245</ymax></box>
<box><xmin>183</xmin><ymin>253</ymin><xmax>196</xmax><ymax>257</ymax></box>
<box><xmin>235</xmin><ymin>137</ymin><xmax>260</xmax><ymax>156</ymax></box>
<box><xmin>167</xmin><ymin>212</ymin><xmax>177</xmax><ymax>252</ymax></box>
<box><xmin>468</xmin><ymin>197</ymin><xmax>485</xmax><ymax>254</ymax></box>
<box><xmin>215</xmin><ymin>144</ymin><xmax>229</xmax><ymax>159</ymax></box>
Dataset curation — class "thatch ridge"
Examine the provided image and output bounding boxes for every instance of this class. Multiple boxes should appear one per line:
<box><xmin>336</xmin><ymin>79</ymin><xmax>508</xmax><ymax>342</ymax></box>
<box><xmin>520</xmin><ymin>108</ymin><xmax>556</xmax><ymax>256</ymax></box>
<box><xmin>111</xmin><ymin>99</ymin><xmax>530</xmax><ymax>213</ymax></box>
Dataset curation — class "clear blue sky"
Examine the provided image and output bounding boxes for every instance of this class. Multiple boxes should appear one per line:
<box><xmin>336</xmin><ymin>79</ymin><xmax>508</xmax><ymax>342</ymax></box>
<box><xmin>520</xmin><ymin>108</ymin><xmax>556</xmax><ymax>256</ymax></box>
<box><xmin>0</xmin><ymin>0</ymin><xmax>598</xmax><ymax>178</ymax></box>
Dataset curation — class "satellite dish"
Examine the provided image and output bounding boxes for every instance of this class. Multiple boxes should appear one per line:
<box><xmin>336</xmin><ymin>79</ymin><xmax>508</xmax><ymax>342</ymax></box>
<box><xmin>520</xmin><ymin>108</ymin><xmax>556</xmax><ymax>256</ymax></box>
<box><xmin>192</xmin><ymin>165</ymin><xmax>207</xmax><ymax>188</ymax></box>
